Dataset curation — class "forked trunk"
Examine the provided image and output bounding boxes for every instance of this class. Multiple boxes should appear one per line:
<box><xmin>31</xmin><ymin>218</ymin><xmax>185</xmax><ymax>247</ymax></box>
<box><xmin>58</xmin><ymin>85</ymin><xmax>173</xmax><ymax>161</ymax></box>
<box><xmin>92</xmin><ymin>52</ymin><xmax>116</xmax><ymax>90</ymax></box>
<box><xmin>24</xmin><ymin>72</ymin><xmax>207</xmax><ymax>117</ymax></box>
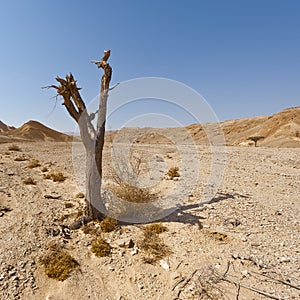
<box><xmin>47</xmin><ymin>50</ymin><xmax>112</xmax><ymax>221</ymax></box>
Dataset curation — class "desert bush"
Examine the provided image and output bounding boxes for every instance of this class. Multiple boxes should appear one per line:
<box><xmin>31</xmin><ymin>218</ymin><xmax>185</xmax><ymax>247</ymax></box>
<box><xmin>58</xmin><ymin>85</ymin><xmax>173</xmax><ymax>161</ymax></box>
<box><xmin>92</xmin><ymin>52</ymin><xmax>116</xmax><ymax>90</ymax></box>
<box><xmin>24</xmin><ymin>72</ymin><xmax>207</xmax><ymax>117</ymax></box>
<box><xmin>139</xmin><ymin>229</ymin><xmax>171</xmax><ymax>263</ymax></box>
<box><xmin>110</xmin><ymin>182</ymin><xmax>157</xmax><ymax>203</ymax></box>
<box><xmin>100</xmin><ymin>217</ymin><xmax>118</xmax><ymax>232</ymax></box>
<box><xmin>40</xmin><ymin>244</ymin><xmax>79</xmax><ymax>281</ymax></box>
<box><xmin>91</xmin><ymin>237</ymin><xmax>111</xmax><ymax>257</ymax></box>
<box><xmin>44</xmin><ymin>172</ymin><xmax>66</xmax><ymax>182</ymax></box>
<box><xmin>145</xmin><ymin>223</ymin><xmax>168</xmax><ymax>234</ymax></box>
<box><xmin>75</xmin><ymin>192</ymin><xmax>85</xmax><ymax>198</ymax></box>
<box><xmin>81</xmin><ymin>221</ymin><xmax>100</xmax><ymax>235</ymax></box>
<box><xmin>27</xmin><ymin>159</ymin><xmax>41</xmax><ymax>169</ymax></box>
<box><xmin>23</xmin><ymin>177</ymin><xmax>36</xmax><ymax>185</ymax></box>
<box><xmin>8</xmin><ymin>144</ymin><xmax>21</xmax><ymax>151</ymax></box>
<box><xmin>108</xmin><ymin>153</ymin><xmax>158</xmax><ymax>204</ymax></box>
<box><xmin>166</xmin><ymin>166</ymin><xmax>180</xmax><ymax>179</ymax></box>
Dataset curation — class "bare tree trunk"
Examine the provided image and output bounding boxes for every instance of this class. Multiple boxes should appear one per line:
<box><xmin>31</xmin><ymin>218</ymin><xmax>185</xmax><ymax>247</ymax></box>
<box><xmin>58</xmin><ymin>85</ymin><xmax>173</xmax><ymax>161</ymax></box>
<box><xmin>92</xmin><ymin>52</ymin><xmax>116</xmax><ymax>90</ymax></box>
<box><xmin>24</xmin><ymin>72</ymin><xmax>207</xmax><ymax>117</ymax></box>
<box><xmin>46</xmin><ymin>50</ymin><xmax>112</xmax><ymax>220</ymax></box>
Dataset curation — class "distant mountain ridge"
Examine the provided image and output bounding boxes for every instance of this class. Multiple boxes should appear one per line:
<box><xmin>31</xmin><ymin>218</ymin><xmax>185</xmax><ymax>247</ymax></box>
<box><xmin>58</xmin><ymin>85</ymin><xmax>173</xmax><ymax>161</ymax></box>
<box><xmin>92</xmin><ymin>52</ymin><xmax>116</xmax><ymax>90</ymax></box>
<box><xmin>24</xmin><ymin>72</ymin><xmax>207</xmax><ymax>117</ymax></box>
<box><xmin>1</xmin><ymin>106</ymin><xmax>300</xmax><ymax>147</ymax></box>
<box><xmin>0</xmin><ymin>120</ymin><xmax>72</xmax><ymax>142</ymax></box>
<box><xmin>114</xmin><ymin>106</ymin><xmax>300</xmax><ymax>148</ymax></box>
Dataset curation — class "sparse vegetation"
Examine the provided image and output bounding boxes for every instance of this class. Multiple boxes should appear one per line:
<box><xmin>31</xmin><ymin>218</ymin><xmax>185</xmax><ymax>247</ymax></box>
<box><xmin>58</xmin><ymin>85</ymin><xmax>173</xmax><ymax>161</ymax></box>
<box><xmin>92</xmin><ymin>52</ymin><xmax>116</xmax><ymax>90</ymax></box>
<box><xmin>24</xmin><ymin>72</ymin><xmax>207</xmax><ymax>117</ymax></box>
<box><xmin>247</xmin><ymin>135</ymin><xmax>264</xmax><ymax>147</ymax></box>
<box><xmin>43</xmin><ymin>172</ymin><xmax>66</xmax><ymax>182</ymax></box>
<box><xmin>23</xmin><ymin>177</ymin><xmax>36</xmax><ymax>185</ymax></box>
<box><xmin>167</xmin><ymin>166</ymin><xmax>180</xmax><ymax>179</ymax></box>
<box><xmin>27</xmin><ymin>159</ymin><xmax>41</xmax><ymax>169</ymax></box>
<box><xmin>139</xmin><ymin>229</ymin><xmax>171</xmax><ymax>263</ymax></box>
<box><xmin>146</xmin><ymin>223</ymin><xmax>168</xmax><ymax>234</ymax></box>
<box><xmin>81</xmin><ymin>221</ymin><xmax>101</xmax><ymax>235</ymax></box>
<box><xmin>100</xmin><ymin>216</ymin><xmax>118</xmax><ymax>232</ymax></box>
<box><xmin>110</xmin><ymin>182</ymin><xmax>157</xmax><ymax>203</ymax></box>
<box><xmin>91</xmin><ymin>237</ymin><xmax>111</xmax><ymax>257</ymax></box>
<box><xmin>8</xmin><ymin>144</ymin><xmax>21</xmax><ymax>151</ymax></box>
<box><xmin>40</xmin><ymin>244</ymin><xmax>79</xmax><ymax>281</ymax></box>
<box><xmin>76</xmin><ymin>192</ymin><xmax>85</xmax><ymax>198</ymax></box>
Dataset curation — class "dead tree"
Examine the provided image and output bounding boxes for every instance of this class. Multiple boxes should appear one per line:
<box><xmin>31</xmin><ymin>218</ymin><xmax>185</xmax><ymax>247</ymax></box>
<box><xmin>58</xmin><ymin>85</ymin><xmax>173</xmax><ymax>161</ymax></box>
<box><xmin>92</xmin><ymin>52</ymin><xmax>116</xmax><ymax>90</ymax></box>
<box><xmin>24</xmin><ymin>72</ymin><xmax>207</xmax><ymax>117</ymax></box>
<box><xmin>46</xmin><ymin>50</ymin><xmax>112</xmax><ymax>219</ymax></box>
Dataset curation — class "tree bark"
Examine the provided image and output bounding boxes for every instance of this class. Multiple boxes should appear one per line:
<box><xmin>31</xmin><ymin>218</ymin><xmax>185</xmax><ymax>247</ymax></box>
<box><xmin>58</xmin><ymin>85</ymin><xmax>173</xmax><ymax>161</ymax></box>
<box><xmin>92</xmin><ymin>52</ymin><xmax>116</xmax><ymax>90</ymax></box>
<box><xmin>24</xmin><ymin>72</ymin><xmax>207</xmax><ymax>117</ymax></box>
<box><xmin>46</xmin><ymin>50</ymin><xmax>112</xmax><ymax>220</ymax></box>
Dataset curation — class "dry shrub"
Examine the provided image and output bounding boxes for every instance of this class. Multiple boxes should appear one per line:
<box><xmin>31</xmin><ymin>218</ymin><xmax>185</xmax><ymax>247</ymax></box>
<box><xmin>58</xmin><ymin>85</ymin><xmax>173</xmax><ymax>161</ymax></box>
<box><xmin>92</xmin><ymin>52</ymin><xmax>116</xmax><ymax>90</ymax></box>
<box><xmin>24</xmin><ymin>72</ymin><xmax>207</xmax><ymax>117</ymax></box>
<box><xmin>108</xmin><ymin>154</ymin><xmax>157</xmax><ymax>204</ymax></box>
<box><xmin>146</xmin><ymin>223</ymin><xmax>168</xmax><ymax>234</ymax></box>
<box><xmin>14</xmin><ymin>156</ymin><xmax>28</xmax><ymax>162</ymax></box>
<box><xmin>166</xmin><ymin>166</ymin><xmax>180</xmax><ymax>179</ymax></box>
<box><xmin>211</xmin><ymin>231</ymin><xmax>228</xmax><ymax>242</ymax></box>
<box><xmin>27</xmin><ymin>159</ymin><xmax>41</xmax><ymax>169</ymax></box>
<box><xmin>139</xmin><ymin>229</ymin><xmax>171</xmax><ymax>263</ymax></box>
<box><xmin>81</xmin><ymin>221</ymin><xmax>101</xmax><ymax>235</ymax></box>
<box><xmin>91</xmin><ymin>238</ymin><xmax>111</xmax><ymax>257</ymax></box>
<box><xmin>194</xmin><ymin>267</ymin><xmax>225</xmax><ymax>300</ymax></box>
<box><xmin>75</xmin><ymin>192</ymin><xmax>85</xmax><ymax>198</ymax></box>
<box><xmin>8</xmin><ymin>144</ymin><xmax>21</xmax><ymax>151</ymax></box>
<box><xmin>40</xmin><ymin>244</ymin><xmax>79</xmax><ymax>281</ymax></box>
<box><xmin>100</xmin><ymin>217</ymin><xmax>118</xmax><ymax>232</ymax></box>
<box><xmin>44</xmin><ymin>172</ymin><xmax>66</xmax><ymax>182</ymax></box>
<box><xmin>23</xmin><ymin>177</ymin><xmax>36</xmax><ymax>185</ymax></box>
<box><xmin>110</xmin><ymin>182</ymin><xmax>157</xmax><ymax>204</ymax></box>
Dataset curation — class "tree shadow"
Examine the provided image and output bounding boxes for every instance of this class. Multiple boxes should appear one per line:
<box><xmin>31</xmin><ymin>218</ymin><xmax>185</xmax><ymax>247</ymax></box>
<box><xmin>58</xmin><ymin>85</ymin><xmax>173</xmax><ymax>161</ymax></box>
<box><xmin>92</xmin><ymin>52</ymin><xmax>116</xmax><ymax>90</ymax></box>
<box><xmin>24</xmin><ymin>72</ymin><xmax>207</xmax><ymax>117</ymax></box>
<box><xmin>158</xmin><ymin>192</ymin><xmax>251</xmax><ymax>228</ymax></box>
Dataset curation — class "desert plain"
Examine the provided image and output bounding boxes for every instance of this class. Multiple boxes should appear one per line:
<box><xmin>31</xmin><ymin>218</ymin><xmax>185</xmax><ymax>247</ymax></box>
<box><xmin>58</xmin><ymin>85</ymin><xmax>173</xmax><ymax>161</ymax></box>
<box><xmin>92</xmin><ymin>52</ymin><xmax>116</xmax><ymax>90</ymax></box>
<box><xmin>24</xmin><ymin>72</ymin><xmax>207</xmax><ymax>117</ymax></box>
<box><xmin>0</xmin><ymin>107</ymin><xmax>299</xmax><ymax>300</ymax></box>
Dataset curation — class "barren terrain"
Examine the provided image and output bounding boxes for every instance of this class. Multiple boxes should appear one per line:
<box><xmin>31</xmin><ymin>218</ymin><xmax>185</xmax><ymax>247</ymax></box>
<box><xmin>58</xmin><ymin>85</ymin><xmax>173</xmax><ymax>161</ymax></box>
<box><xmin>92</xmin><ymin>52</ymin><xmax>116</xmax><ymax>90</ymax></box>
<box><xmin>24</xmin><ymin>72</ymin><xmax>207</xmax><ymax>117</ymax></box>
<box><xmin>0</xmin><ymin>139</ymin><xmax>299</xmax><ymax>299</ymax></box>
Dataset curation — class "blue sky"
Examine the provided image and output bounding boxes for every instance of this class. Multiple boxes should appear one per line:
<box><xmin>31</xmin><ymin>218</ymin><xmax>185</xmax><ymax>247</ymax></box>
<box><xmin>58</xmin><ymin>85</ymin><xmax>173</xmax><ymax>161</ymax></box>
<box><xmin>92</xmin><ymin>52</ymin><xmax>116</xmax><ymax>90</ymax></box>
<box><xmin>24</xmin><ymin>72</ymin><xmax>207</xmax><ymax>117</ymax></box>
<box><xmin>0</xmin><ymin>0</ymin><xmax>299</xmax><ymax>132</ymax></box>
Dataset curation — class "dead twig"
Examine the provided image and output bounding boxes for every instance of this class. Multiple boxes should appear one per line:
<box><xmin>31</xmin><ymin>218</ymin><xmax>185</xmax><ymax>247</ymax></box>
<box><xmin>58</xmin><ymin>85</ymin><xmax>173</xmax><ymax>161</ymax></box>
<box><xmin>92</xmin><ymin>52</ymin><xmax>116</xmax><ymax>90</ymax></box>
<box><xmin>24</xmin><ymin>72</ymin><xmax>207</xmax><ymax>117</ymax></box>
<box><xmin>108</xmin><ymin>82</ymin><xmax>120</xmax><ymax>91</ymax></box>
<box><xmin>176</xmin><ymin>269</ymin><xmax>200</xmax><ymax>298</ymax></box>
<box><xmin>251</xmin><ymin>271</ymin><xmax>300</xmax><ymax>291</ymax></box>
<box><xmin>214</xmin><ymin>270</ymin><xmax>285</xmax><ymax>300</ymax></box>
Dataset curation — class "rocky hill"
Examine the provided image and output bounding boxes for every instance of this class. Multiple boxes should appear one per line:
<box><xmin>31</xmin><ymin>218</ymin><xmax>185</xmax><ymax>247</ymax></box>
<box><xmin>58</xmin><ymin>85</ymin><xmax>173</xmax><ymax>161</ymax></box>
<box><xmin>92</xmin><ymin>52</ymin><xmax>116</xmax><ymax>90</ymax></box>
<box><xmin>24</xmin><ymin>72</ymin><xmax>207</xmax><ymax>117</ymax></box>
<box><xmin>0</xmin><ymin>120</ymin><xmax>72</xmax><ymax>142</ymax></box>
<box><xmin>0</xmin><ymin>121</ymin><xmax>15</xmax><ymax>132</ymax></box>
<box><xmin>114</xmin><ymin>107</ymin><xmax>300</xmax><ymax>148</ymax></box>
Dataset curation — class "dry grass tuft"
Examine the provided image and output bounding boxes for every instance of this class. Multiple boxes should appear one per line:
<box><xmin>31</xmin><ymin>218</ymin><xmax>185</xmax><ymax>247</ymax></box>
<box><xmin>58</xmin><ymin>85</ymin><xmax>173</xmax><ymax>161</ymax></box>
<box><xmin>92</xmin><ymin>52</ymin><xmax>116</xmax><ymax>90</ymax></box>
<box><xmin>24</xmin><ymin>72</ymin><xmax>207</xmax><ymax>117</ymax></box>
<box><xmin>110</xmin><ymin>182</ymin><xmax>157</xmax><ymax>203</ymax></box>
<box><xmin>40</xmin><ymin>244</ymin><xmax>79</xmax><ymax>281</ymax></box>
<box><xmin>108</xmin><ymin>155</ymin><xmax>158</xmax><ymax>203</ymax></box>
<box><xmin>23</xmin><ymin>177</ymin><xmax>36</xmax><ymax>185</ymax></box>
<box><xmin>44</xmin><ymin>172</ymin><xmax>66</xmax><ymax>182</ymax></box>
<box><xmin>27</xmin><ymin>159</ymin><xmax>41</xmax><ymax>169</ymax></box>
<box><xmin>8</xmin><ymin>144</ymin><xmax>21</xmax><ymax>151</ymax></box>
<box><xmin>91</xmin><ymin>238</ymin><xmax>111</xmax><ymax>257</ymax></box>
<box><xmin>166</xmin><ymin>166</ymin><xmax>180</xmax><ymax>179</ymax></box>
<box><xmin>81</xmin><ymin>221</ymin><xmax>101</xmax><ymax>235</ymax></box>
<box><xmin>145</xmin><ymin>223</ymin><xmax>168</xmax><ymax>234</ymax></box>
<box><xmin>139</xmin><ymin>229</ymin><xmax>171</xmax><ymax>263</ymax></box>
<box><xmin>75</xmin><ymin>192</ymin><xmax>85</xmax><ymax>198</ymax></box>
<box><xmin>100</xmin><ymin>217</ymin><xmax>118</xmax><ymax>233</ymax></box>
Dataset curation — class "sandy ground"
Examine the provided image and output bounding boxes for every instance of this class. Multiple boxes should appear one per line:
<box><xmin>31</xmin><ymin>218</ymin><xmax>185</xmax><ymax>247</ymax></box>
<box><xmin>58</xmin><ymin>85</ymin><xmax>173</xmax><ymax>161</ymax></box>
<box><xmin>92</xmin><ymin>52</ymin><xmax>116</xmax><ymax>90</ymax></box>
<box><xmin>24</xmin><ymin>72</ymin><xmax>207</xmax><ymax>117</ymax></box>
<box><xmin>0</xmin><ymin>141</ymin><xmax>299</xmax><ymax>300</ymax></box>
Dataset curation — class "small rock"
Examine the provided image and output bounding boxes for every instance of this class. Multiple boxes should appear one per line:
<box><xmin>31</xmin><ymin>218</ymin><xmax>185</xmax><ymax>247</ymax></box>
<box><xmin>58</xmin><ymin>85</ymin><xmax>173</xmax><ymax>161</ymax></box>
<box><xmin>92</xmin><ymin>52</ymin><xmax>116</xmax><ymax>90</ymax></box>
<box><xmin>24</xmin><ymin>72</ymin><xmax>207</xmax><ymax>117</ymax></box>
<box><xmin>159</xmin><ymin>260</ymin><xmax>170</xmax><ymax>270</ymax></box>
<box><xmin>137</xmin><ymin>283</ymin><xmax>144</xmax><ymax>290</ymax></box>
<box><xmin>108</xmin><ymin>266</ymin><xmax>114</xmax><ymax>271</ymax></box>
<box><xmin>130</xmin><ymin>247</ymin><xmax>139</xmax><ymax>255</ymax></box>
<box><xmin>114</xmin><ymin>238</ymin><xmax>134</xmax><ymax>248</ymax></box>
<box><xmin>280</xmin><ymin>257</ymin><xmax>290</xmax><ymax>263</ymax></box>
<box><xmin>241</xmin><ymin>270</ymin><xmax>248</xmax><ymax>276</ymax></box>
